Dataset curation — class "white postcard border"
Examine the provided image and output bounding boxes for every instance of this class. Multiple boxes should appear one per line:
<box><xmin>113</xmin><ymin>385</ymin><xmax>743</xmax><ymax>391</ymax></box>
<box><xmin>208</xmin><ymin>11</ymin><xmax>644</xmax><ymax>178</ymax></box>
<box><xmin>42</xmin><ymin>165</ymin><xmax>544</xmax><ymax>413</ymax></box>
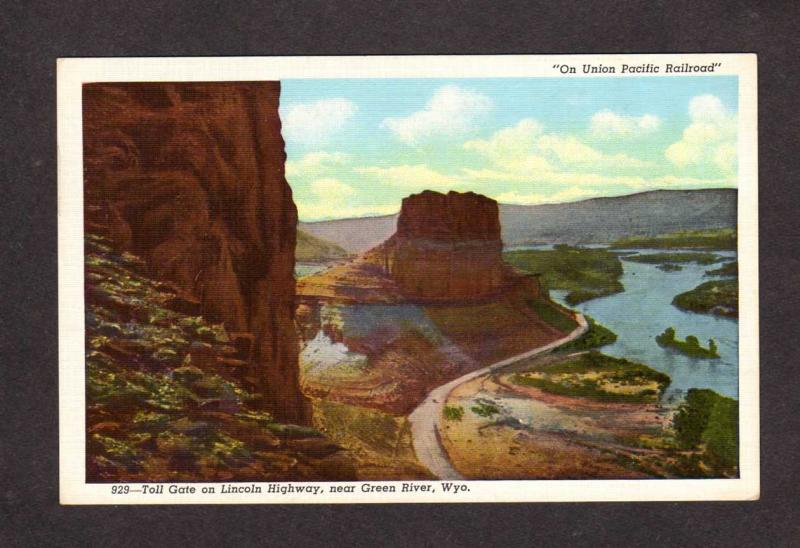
<box><xmin>58</xmin><ymin>53</ymin><xmax>759</xmax><ymax>504</ymax></box>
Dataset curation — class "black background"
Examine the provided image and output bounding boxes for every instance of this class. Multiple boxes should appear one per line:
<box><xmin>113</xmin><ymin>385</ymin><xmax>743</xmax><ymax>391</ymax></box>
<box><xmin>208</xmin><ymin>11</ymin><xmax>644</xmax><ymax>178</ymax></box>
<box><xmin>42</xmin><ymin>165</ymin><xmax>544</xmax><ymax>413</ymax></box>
<box><xmin>2</xmin><ymin>1</ymin><xmax>799</xmax><ymax>546</ymax></box>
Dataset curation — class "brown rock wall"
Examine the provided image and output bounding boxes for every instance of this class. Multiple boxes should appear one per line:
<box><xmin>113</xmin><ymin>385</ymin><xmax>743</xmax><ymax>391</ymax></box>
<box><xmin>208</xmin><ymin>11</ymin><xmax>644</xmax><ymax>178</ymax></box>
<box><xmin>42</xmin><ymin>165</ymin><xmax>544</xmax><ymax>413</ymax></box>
<box><xmin>83</xmin><ymin>82</ymin><xmax>310</xmax><ymax>424</ymax></box>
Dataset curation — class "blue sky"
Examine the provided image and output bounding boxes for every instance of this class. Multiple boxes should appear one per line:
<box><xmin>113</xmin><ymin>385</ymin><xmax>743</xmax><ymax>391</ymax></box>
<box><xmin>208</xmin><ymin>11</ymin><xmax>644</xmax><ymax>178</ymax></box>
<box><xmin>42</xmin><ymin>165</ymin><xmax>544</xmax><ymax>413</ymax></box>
<box><xmin>279</xmin><ymin>77</ymin><xmax>738</xmax><ymax>221</ymax></box>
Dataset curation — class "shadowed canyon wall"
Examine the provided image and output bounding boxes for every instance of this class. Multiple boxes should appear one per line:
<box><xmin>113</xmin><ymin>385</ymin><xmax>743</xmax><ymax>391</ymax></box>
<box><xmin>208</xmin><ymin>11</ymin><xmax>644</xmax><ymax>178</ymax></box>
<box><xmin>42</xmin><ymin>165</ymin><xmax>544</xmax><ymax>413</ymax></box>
<box><xmin>383</xmin><ymin>190</ymin><xmax>507</xmax><ymax>301</ymax></box>
<box><xmin>83</xmin><ymin>82</ymin><xmax>310</xmax><ymax>424</ymax></box>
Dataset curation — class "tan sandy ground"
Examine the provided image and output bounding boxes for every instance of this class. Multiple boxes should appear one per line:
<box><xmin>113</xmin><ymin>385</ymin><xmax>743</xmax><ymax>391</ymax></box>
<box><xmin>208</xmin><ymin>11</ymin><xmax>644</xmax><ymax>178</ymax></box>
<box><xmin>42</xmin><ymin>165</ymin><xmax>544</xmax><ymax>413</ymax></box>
<box><xmin>440</xmin><ymin>366</ymin><xmax>673</xmax><ymax>480</ymax></box>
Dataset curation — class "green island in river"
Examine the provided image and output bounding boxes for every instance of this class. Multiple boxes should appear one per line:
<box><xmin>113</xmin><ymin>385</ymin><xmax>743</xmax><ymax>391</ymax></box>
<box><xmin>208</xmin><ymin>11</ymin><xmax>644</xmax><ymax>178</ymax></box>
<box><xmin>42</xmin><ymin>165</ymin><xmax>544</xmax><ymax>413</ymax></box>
<box><xmin>673</xmin><ymin>279</ymin><xmax>738</xmax><ymax>318</ymax></box>
<box><xmin>656</xmin><ymin>327</ymin><xmax>720</xmax><ymax>358</ymax></box>
<box><xmin>503</xmin><ymin>244</ymin><xmax>624</xmax><ymax>305</ymax></box>
<box><xmin>706</xmin><ymin>260</ymin><xmax>738</xmax><ymax>277</ymax></box>
<box><xmin>622</xmin><ymin>251</ymin><xmax>723</xmax><ymax>266</ymax></box>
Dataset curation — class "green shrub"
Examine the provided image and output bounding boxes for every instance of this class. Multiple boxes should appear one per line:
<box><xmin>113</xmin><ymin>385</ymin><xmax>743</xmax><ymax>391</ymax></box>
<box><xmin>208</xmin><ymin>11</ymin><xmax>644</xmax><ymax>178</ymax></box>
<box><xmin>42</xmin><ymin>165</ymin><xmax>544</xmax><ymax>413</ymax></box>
<box><xmin>443</xmin><ymin>405</ymin><xmax>465</xmax><ymax>421</ymax></box>
<box><xmin>702</xmin><ymin>395</ymin><xmax>739</xmax><ymax>470</ymax></box>
<box><xmin>470</xmin><ymin>400</ymin><xmax>500</xmax><ymax>418</ymax></box>
<box><xmin>673</xmin><ymin>388</ymin><xmax>738</xmax><ymax>471</ymax></box>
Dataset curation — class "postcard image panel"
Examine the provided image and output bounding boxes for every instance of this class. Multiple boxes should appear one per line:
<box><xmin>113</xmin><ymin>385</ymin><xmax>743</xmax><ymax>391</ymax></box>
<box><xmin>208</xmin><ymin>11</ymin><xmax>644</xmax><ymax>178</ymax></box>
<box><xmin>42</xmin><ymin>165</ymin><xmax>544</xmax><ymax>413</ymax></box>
<box><xmin>58</xmin><ymin>54</ymin><xmax>758</xmax><ymax>504</ymax></box>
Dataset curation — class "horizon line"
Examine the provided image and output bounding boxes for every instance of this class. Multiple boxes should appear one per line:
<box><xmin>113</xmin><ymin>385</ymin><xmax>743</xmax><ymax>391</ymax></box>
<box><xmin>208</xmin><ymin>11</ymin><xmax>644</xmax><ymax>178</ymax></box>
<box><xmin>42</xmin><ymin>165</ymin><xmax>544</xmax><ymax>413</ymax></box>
<box><xmin>298</xmin><ymin>186</ymin><xmax>737</xmax><ymax>223</ymax></box>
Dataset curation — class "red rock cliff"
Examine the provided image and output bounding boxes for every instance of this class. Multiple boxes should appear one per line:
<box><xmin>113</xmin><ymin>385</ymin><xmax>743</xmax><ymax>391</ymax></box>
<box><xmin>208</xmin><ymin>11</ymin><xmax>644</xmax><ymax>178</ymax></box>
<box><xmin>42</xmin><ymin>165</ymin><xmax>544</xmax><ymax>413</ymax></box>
<box><xmin>383</xmin><ymin>190</ymin><xmax>507</xmax><ymax>301</ymax></box>
<box><xmin>83</xmin><ymin>82</ymin><xmax>310</xmax><ymax>424</ymax></box>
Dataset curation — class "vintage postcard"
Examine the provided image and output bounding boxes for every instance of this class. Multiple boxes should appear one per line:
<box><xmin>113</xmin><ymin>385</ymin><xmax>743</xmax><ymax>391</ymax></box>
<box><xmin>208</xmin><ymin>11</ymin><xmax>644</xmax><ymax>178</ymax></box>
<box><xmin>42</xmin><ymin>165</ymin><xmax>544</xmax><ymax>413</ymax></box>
<box><xmin>58</xmin><ymin>54</ymin><xmax>758</xmax><ymax>504</ymax></box>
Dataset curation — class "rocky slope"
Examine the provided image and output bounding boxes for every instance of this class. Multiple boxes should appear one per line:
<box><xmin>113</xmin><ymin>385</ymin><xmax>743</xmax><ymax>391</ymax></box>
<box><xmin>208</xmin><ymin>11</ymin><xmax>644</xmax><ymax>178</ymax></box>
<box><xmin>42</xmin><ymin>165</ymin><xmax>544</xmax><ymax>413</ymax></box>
<box><xmin>83</xmin><ymin>82</ymin><xmax>308</xmax><ymax>424</ymax></box>
<box><xmin>84</xmin><ymin>233</ymin><xmax>355</xmax><ymax>482</ymax></box>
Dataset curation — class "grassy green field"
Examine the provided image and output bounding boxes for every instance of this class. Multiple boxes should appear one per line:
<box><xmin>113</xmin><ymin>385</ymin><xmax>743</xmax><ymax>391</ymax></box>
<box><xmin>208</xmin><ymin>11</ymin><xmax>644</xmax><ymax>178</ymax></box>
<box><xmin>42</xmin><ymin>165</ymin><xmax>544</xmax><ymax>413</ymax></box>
<box><xmin>504</xmin><ymin>245</ymin><xmax>624</xmax><ymax>304</ymax></box>
<box><xmin>673</xmin><ymin>279</ymin><xmax>738</xmax><ymax>318</ymax></box>
<box><xmin>611</xmin><ymin>228</ymin><xmax>737</xmax><ymax>250</ymax></box>
<box><xmin>296</xmin><ymin>229</ymin><xmax>349</xmax><ymax>263</ymax></box>
<box><xmin>510</xmin><ymin>351</ymin><xmax>670</xmax><ymax>403</ymax></box>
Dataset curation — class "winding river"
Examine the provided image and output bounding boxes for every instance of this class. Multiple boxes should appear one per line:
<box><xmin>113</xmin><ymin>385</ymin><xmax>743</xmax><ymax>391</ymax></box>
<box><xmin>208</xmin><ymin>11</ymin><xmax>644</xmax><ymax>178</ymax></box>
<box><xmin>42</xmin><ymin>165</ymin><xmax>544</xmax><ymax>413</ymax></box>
<box><xmin>549</xmin><ymin>248</ymin><xmax>738</xmax><ymax>400</ymax></box>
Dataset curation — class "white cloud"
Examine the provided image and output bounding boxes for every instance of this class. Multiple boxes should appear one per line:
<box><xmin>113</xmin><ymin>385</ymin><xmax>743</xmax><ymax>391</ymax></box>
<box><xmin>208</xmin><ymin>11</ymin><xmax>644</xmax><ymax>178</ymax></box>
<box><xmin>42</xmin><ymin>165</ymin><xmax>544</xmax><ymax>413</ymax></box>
<box><xmin>665</xmin><ymin>94</ymin><xmax>737</xmax><ymax>173</ymax></box>
<box><xmin>309</xmin><ymin>178</ymin><xmax>354</xmax><ymax>201</ymax></box>
<box><xmin>495</xmin><ymin>187</ymin><xmax>600</xmax><ymax>205</ymax></box>
<box><xmin>460</xmin><ymin>168</ymin><xmax>532</xmax><ymax>183</ymax></box>
<box><xmin>382</xmin><ymin>85</ymin><xmax>493</xmax><ymax>144</ymax></box>
<box><xmin>466</xmin><ymin>119</ymin><xmax>652</xmax><ymax>174</ymax></box>
<box><xmin>282</xmin><ymin>99</ymin><xmax>357</xmax><ymax>145</ymax></box>
<box><xmin>589</xmin><ymin>110</ymin><xmax>661</xmax><ymax>138</ymax></box>
<box><xmin>286</xmin><ymin>151</ymin><xmax>350</xmax><ymax>178</ymax></box>
<box><xmin>296</xmin><ymin>202</ymin><xmax>398</xmax><ymax>221</ymax></box>
<box><xmin>355</xmin><ymin>164</ymin><xmax>462</xmax><ymax>189</ymax></box>
<box><xmin>537</xmin><ymin>134</ymin><xmax>652</xmax><ymax>169</ymax></box>
<box><xmin>464</xmin><ymin>118</ymin><xmax>543</xmax><ymax>161</ymax></box>
<box><xmin>296</xmin><ymin>177</ymin><xmax>397</xmax><ymax>220</ymax></box>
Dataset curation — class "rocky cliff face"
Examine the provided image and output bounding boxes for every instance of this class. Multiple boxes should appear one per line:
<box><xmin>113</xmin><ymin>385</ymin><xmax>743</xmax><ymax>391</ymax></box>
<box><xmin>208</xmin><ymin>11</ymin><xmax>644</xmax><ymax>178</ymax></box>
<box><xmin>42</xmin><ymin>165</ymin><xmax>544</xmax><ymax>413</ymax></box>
<box><xmin>83</xmin><ymin>82</ymin><xmax>310</xmax><ymax>424</ymax></box>
<box><xmin>383</xmin><ymin>191</ymin><xmax>507</xmax><ymax>301</ymax></box>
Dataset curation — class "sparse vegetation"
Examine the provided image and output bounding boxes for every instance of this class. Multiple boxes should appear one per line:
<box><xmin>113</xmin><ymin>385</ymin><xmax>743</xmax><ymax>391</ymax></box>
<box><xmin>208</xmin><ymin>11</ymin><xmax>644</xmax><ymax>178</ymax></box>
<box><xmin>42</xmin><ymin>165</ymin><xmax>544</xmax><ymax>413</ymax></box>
<box><xmin>311</xmin><ymin>399</ymin><xmax>433</xmax><ymax>480</ymax></box>
<box><xmin>657</xmin><ymin>263</ymin><xmax>683</xmax><ymax>272</ymax></box>
<box><xmin>656</xmin><ymin>327</ymin><xmax>720</xmax><ymax>358</ymax></box>
<box><xmin>611</xmin><ymin>228</ymin><xmax>737</xmax><ymax>250</ymax></box>
<box><xmin>443</xmin><ymin>405</ymin><xmax>465</xmax><ymax>421</ymax></box>
<box><xmin>510</xmin><ymin>351</ymin><xmax>670</xmax><ymax>403</ymax></box>
<box><xmin>673</xmin><ymin>279</ymin><xmax>738</xmax><ymax>318</ymax></box>
<box><xmin>558</xmin><ymin>315</ymin><xmax>617</xmax><ymax>352</ymax></box>
<box><xmin>470</xmin><ymin>399</ymin><xmax>500</xmax><ymax>418</ymax></box>
<box><xmin>504</xmin><ymin>245</ymin><xmax>624</xmax><ymax>304</ymax></box>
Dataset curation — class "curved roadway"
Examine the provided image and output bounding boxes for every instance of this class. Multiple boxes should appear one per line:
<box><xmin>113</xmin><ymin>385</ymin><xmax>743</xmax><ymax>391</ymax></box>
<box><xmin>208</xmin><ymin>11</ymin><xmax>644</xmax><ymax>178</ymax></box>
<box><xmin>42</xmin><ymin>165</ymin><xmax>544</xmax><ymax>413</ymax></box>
<box><xmin>408</xmin><ymin>313</ymin><xmax>588</xmax><ymax>480</ymax></box>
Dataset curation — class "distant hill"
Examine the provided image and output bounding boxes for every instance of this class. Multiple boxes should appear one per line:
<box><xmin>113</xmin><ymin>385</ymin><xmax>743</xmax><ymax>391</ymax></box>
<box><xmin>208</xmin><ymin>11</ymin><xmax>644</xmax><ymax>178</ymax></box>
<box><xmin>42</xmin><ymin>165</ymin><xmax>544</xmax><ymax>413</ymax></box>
<box><xmin>298</xmin><ymin>189</ymin><xmax>737</xmax><ymax>252</ymax></box>
<box><xmin>296</xmin><ymin>229</ymin><xmax>350</xmax><ymax>262</ymax></box>
<box><xmin>299</xmin><ymin>214</ymin><xmax>399</xmax><ymax>254</ymax></box>
<box><xmin>500</xmin><ymin>189</ymin><xmax>737</xmax><ymax>246</ymax></box>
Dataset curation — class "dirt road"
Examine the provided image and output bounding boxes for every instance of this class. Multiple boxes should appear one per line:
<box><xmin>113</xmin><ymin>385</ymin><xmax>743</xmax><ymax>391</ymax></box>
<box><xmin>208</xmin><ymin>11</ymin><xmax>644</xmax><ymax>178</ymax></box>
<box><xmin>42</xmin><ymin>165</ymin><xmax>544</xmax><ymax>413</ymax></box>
<box><xmin>408</xmin><ymin>313</ymin><xmax>588</xmax><ymax>479</ymax></box>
